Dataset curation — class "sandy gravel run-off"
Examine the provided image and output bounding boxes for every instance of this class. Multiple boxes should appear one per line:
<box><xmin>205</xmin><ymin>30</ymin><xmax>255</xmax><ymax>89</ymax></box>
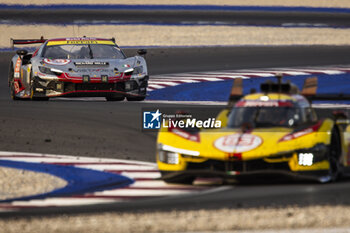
<box><xmin>1</xmin><ymin>205</ymin><xmax>350</xmax><ymax>233</ymax></box>
<box><xmin>1</xmin><ymin>0</ymin><xmax>350</xmax><ymax>8</ymax></box>
<box><xmin>2</xmin><ymin>25</ymin><xmax>350</xmax><ymax>48</ymax></box>
<box><xmin>0</xmin><ymin>166</ymin><xmax>67</xmax><ymax>200</ymax></box>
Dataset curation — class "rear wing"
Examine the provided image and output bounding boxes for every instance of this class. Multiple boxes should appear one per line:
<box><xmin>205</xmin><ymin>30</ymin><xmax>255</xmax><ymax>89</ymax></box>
<box><xmin>301</xmin><ymin>76</ymin><xmax>350</xmax><ymax>101</ymax></box>
<box><xmin>301</xmin><ymin>76</ymin><xmax>318</xmax><ymax>96</ymax></box>
<box><xmin>11</xmin><ymin>36</ymin><xmax>46</xmax><ymax>49</ymax></box>
<box><xmin>227</xmin><ymin>78</ymin><xmax>243</xmax><ymax>108</ymax></box>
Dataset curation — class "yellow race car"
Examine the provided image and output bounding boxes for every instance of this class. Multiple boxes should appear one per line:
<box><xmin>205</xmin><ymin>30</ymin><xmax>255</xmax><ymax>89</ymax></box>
<box><xmin>156</xmin><ymin>76</ymin><xmax>350</xmax><ymax>184</ymax></box>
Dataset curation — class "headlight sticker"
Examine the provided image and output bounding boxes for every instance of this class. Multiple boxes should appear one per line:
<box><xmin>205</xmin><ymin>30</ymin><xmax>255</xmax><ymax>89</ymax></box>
<box><xmin>133</xmin><ymin>66</ymin><xmax>143</xmax><ymax>74</ymax></box>
<box><xmin>43</xmin><ymin>58</ymin><xmax>71</xmax><ymax>66</ymax></box>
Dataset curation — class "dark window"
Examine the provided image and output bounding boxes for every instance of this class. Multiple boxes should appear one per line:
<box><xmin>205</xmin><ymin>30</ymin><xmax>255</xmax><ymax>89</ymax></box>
<box><xmin>227</xmin><ymin>107</ymin><xmax>316</xmax><ymax>128</ymax></box>
<box><xmin>43</xmin><ymin>44</ymin><xmax>125</xmax><ymax>59</ymax></box>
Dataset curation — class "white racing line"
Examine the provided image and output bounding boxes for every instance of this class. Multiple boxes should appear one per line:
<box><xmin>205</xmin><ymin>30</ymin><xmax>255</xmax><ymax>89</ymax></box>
<box><xmin>0</xmin><ymin>151</ymin><xmax>226</xmax><ymax>211</ymax></box>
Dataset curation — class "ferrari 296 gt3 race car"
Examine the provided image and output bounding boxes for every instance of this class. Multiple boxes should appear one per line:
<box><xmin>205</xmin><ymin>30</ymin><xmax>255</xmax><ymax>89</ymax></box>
<box><xmin>8</xmin><ymin>37</ymin><xmax>148</xmax><ymax>101</ymax></box>
<box><xmin>157</xmin><ymin>76</ymin><xmax>350</xmax><ymax>184</ymax></box>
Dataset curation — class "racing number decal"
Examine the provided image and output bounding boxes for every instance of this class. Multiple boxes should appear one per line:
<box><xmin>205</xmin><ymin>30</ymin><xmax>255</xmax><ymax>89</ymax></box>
<box><xmin>43</xmin><ymin>58</ymin><xmax>70</xmax><ymax>65</ymax></box>
<box><xmin>214</xmin><ymin>134</ymin><xmax>262</xmax><ymax>153</ymax></box>
<box><xmin>14</xmin><ymin>57</ymin><xmax>21</xmax><ymax>78</ymax></box>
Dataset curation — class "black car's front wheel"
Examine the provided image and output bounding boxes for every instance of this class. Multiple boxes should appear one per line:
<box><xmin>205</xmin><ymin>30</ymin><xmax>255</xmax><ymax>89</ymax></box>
<box><xmin>10</xmin><ymin>82</ymin><xmax>20</xmax><ymax>100</ymax></box>
<box><xmin>8</xmin><ymin>62</ymin><xmax>14</xmax><ymax>87</ymax></box>
<box><xmin>126</xmin><ymin>96</ymin><xmax>146</xmax><ymax>101</ymax></box>
<box><xmin>30</xmin><ymin>75</ymin><xmax>49</xmax><ymax>101</ymax></box>
<box><xmin>105</xmin><ymin>95</ymin><xmax>125</xmax><ymax>101</ymax></box>
<box><xmin>9</xmin><ymin>64</ymin><xmax>20</xmax><ymax>100</ymax></box>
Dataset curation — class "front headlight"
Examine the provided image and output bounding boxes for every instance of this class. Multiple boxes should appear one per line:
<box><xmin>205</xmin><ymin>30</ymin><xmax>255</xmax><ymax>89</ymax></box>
<box><xmin>157</xmin><ymin>144</ymin><xmax>200</xmax><ymax>164</ymax></box>
<box><xmin>124</xmin><ymin>68</ymin><xmax>134</xmax><ymax>76</ymax></box>
<box><xmin>39</xmin><ymin>66</ymin><xmax>63</xmax><ymax>75</ymax></box>
<box><xmin>133</xmin><ymin>66</ymin><xmax>143</xmax><ymax>75</ymax></box>
<box><xmin>158</xmin><ymin>150</ymin><xmax>179</xmax><ymax>164</ymax></box>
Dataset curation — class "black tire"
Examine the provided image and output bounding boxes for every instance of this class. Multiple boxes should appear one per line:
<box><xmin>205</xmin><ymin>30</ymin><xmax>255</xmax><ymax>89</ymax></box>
<box><xmin>105</xmin><ymin>96</ymin><xmax>125</xmax><ymax>101</ymax></box>
<box><xmin>126</xmin><ymin>96</ymin><xmax>146</xmax><ymax>101</ymax></box>
<box><xmin>8</xmin><ymin>62</ymin><xmax>13</xmax><ymax>87</ymax></box>
<box><xmin>8</xmin><ymin>63</ymin><xmax>21</xmax><ymax>100</ymax></box>
<box><xmin>328</xmin><ymin>127</ymin><xmax>342</xmax><ymax>181</ymax></box>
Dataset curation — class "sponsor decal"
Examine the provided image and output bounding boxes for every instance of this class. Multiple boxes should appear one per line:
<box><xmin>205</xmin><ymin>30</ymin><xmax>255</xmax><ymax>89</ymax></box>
<box><xmin>43</xmin><ymin>58</ymin><xmax>70</xmax><ymax>66</ymax></box>
<box><xmin>236</xmin><ymin>100</ymin><xmax>293</xmax><ymax>107</ymax></box>
<box><xmin>123</xmin><ymin>64</ymin><xmax>131</xmax><ymax>68</ymax></box>
<box><xmin>74</xmin><ymin>69</ymin><xmax>110</xmax><ymax>72</ymax></box>
<box><xmin>14</xmin><ymin>80</ymin><xmax>20</xmax><ymax>93</ymax></box>
<box><xmin>143</xmin><ymin>109</ymin><xmax>221</xmax><ymax>131</ymax></box>
<box><xmin>168</xmin><ymin>127</ymin><xmax>200</xmax><ymax>142</ymax></box>
<box><xmin>14</xmin><ymin>57</ymin><xmax>22</xmax><ymax>78</ymax></box>
<box><xmin>143</xmin><ymin>109</ymin><xmax>162</xmax><ymax>129</ymax></box>
<box><xmin>47</xmin><ymin>40</ymin><xmax>115</xmax><ymax>46</ymax></box>
<box><xmin>214</xmin><ymin>134</ymin><xmax>262</xmax><ymax>153</ymax></box>
<box><xmin>13</xmin><ymin>79</ymin><xmax>25</xmax><ymax>94</ymax></box>
<box><xmin>279</xmin><ymin>121</ymin><xmax>322</xmax><ymax>142</ymax></box>
<box><xmin>163</xmin><ymin>118</ymin><xmax>221</xmax><ymax>129</ymax></box>
<box><xmin>67</xmin><ymin>40</ymin><xmax>98</xmax><ymax>44</ymax></box>
<box><xmin>66</xmin><ymin>37</ymin><xmax>97</xmax><ymax>41</ymax></box>
<box><xmin>75</xmin><ymin>61</ymin><xmax>109</xmax><ymax>66</ymax></box>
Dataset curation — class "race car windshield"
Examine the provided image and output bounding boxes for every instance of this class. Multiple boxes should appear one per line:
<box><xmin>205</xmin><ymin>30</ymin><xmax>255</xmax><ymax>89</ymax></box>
<box><xmin>227</xmin><ymin>107</ymin><xmax>308</xmax><ymax>128</ymax></box>
<box><xmin>43</xmin><ymin>44</ymin><xmax>125</xmax><ymax>59</ymax></box>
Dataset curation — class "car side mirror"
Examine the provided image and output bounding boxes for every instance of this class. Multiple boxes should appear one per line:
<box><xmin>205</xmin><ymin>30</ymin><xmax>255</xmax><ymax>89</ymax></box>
<box><xmin>16</xmin><ymin>49</ymin><xmax>28</xmax><ymax>56</ymax></box>
<box><xmin>137</xmin><ymin>49</ymin><xmax>147</xmax><ymax>56</ymax></box>
<box><xmin>333</xmin><ymin>110</ymin><xmax>349</xmax><ymax>124</ymax></box>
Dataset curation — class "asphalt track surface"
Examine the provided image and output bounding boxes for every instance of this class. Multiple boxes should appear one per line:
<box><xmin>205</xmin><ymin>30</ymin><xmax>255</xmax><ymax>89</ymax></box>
<box><xmin>2</xmin><ymin>46</ymin><xmax>350</xmax><ymax>216</ymax></box>
<box><xmin>1</xmin><ymin>9</ymin><xmax>350</xmax><ymax>27</ymax></box>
